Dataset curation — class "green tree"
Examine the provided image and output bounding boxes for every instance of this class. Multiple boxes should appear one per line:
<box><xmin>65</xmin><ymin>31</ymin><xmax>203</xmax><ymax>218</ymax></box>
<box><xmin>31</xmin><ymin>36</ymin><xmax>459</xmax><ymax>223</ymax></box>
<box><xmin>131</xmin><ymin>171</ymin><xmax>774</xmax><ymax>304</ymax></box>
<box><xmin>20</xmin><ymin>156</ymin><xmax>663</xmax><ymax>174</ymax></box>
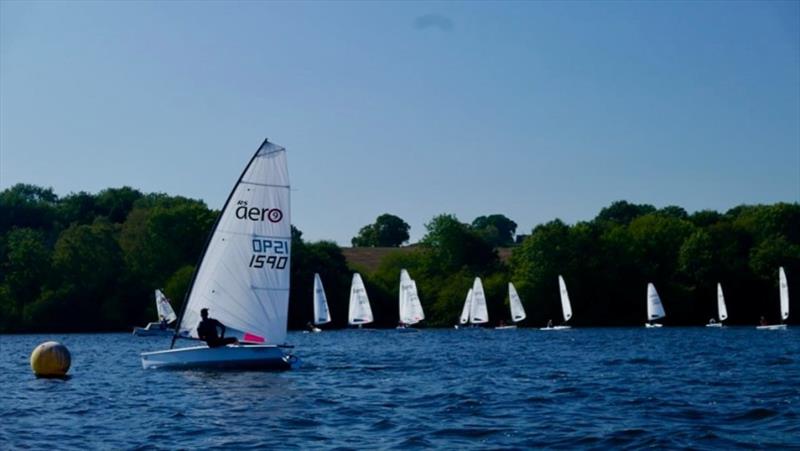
<box><xmin>351</xmin><ymin>214</ymin><xmax>410</xmax><ymax>247</ymax></box>
<box><xmin>471</xmin><ymin>214</ymin><xmax>518</xmax><ymax>247</ymax></box>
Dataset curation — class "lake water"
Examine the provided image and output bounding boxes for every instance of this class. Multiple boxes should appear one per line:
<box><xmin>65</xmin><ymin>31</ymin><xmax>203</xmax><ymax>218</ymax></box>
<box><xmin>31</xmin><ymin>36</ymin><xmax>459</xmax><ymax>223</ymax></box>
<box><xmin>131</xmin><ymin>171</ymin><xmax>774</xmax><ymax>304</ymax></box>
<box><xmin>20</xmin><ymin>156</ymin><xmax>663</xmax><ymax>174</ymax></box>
<box><xmin>2</xmin><ymin>327</ymin><xmax>799</xmax><ymax>449</ymax></box>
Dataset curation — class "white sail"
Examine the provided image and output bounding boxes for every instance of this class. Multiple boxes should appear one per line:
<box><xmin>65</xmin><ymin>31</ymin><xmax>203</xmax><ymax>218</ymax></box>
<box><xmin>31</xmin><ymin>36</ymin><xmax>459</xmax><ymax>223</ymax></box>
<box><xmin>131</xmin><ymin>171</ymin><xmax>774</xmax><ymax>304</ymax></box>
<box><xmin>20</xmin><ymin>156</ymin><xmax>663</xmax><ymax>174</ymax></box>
<box><xmin>647</xmin><ymin>283</ymin><xmax>666</xmax><ymax>321</ymax></box>
<box><xmin>155</xmin><ymin>289</ymin><xmax>177</xmax><ymax>323</ymax></box>
<box><xmin>717</xmin><ymin>283</ymin><xmax>728</xmax><ymax>322</ymax></box>
<box><xmin>459</xmin><ymin>288</ymin><xmax>473</xmax><ymax>324</ymax></box>
<box><xmin>348</xmin><ymin>273</ymin><xmax>373</xmax><ymax>326</ymax></box>
<box><xmin>558</xmin><ymin>275</ymin><xmax>573</xmax><ymax>323</ymax></box>
<box><xmin>176</xmin><ymin>140</ymin><xmax>291</xmax><ymax>345</ymax></box>
<box><xmin>780</xmin><ymin>267</ymin><xmax>789</xmax><ymax>321</ymax></box>
<box><xmin>470</xmin><ymin>277</ymin><xmax>489</xmax><ymax>324</ymax></box>
<box><xmin>313</xmin><ymin>273</ymin><xmax>331</xmax><ymax>325</ymax></box>
<box><xmin>408</xmin><ymin>280</ymin><xmax>425</xmax><ymax>324</ymax></box>
<box><xmin>508</xmin><ymin>283</ymin><xmax>526</xmax><ymax>322</ymax></box>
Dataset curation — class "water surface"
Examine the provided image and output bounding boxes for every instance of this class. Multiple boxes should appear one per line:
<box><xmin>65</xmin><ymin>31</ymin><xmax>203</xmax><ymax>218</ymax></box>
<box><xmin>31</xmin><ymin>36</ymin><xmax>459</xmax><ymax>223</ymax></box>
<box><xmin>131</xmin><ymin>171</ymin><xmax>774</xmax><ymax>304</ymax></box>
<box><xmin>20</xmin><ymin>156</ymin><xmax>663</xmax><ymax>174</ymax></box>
<box><xmin>2</xmin><ymin>328</ymin><xmax>798</xmax><ymax>449</ymax></box>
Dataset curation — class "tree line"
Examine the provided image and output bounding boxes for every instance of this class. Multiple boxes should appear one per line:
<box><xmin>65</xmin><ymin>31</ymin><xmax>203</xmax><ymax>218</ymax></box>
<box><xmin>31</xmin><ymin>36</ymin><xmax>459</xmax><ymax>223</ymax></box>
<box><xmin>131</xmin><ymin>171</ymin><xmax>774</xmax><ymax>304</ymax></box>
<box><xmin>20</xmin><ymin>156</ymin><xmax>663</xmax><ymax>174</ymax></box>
<box><xmin>0</xmin><ymin>183</ymin><xmax>797</xmax><ymax>332</ymax></box>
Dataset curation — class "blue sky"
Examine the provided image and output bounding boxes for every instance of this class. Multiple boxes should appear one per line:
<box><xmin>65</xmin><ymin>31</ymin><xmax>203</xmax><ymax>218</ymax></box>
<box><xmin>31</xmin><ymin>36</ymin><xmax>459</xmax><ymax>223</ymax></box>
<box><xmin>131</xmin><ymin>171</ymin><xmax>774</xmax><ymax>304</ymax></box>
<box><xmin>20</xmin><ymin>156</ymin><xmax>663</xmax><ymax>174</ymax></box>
<box><xmin>2</xmin><ymin>1</ymin><xmax>798</xmax><ymax>244</ymax></box>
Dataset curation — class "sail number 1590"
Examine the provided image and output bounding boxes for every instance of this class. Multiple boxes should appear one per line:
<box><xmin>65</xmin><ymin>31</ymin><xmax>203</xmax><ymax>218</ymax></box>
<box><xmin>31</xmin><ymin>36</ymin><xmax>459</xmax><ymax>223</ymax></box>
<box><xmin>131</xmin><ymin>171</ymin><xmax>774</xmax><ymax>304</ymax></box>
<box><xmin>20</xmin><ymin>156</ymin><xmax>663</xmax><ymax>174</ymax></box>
<box><xmin>249</xmin><ymin>239</ymin><xmax>289</xmax><ymax>269</ymax></box>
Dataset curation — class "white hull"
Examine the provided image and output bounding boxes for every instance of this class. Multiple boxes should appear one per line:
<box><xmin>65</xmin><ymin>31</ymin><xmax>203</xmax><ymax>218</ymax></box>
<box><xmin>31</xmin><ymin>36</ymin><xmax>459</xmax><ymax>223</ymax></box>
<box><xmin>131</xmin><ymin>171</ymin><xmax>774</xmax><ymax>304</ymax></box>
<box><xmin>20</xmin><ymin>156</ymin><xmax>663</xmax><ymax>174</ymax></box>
<box><xmin>494</xmin><ymin>325</ymin><xmax>518</xmax><ymax>330</ymax></box>
<box><xmin>645</xmin><ymin>323</ymin><xmax>663</xmax><ymax>328</ymax></box>
<box><xmin>540</xmin><ymin>325</ymin><xmax>571</xmax><ymax>331</ymax></box>
<box><xmin>756</xmin><ymin>324</ymin><xmax>787</xmax><ymax>330</ymax></box>
<box><xmin>705</xmin><ymin>323</ymin><xmax>724</xmax><ymax>328</ymax></box>
<box><xmin>133</xmin><ymin>327</ymin><xmax>174</xmax><ymax>337</ymax></box>
<box><xmin>141</xmin><ymin>344</ymin><xmax>295</xmax><ymax>370</ymax></box>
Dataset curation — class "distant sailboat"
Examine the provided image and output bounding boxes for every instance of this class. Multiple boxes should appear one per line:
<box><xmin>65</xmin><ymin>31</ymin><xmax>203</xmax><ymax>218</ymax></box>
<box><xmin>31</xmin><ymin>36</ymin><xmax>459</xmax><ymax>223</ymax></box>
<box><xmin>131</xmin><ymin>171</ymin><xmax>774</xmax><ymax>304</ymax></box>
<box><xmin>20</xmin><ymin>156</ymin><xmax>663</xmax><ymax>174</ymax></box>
<box><xmin>455</xmin><ymin>288</ymin><xmax>473</xmax><ymax>329</ymax></box>
<box><xmin>133</xmin><ymin>289</ymin><xmax>177</xmax><ymax>337</ymax></box>
<box><xmin>348</xmin><ymin>273</ymin><xmax>373</xmax><ymax>327</ymax></box>
<box><xmin>645</xmin><ymin>283</ymin><xmax>665</xmax><ymax>328</ymax></box>
<box><xmin>398</xmin><ymin>269</ymin><xmax>424</xmax><ymax>330</ymax></box>
<box><xmin>469</xmin><ymin>277</ymin><xmax>490</xmax><ymax>326</ymax></box>
<box><xmin>541</xmin><ymin>275</ymin><xmax>573</xmax><ymax>330</ymax></box>
<box><xmin>495</xmin><ymin>282</ymin><xmax>526</xmax><ymax>330</ymax></box>
<box><xmin>309</xmin><ymin>273</ymin><xmax>330</xmax><ymax>333</ymax></box>
<box><xmin>756</xmin><ymin>267</ymin><xmax>789</xmax><ymax>330</ymax></box>
<box><xmin>141</xmin><ymin>139</ymin><xmax>296</xmax><ymax>370</ymax></box>
<box><xmin>706</xmin><ymin>283</ymin><xmax>727</xmax><ymax>327</ymax></box>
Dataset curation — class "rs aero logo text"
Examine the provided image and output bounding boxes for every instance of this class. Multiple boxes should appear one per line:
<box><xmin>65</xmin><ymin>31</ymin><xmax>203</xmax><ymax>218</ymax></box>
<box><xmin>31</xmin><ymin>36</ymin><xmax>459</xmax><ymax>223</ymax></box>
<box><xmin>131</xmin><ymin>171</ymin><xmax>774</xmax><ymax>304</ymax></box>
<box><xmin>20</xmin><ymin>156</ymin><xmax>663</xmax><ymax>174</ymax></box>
<box><xmin>235</xmin><ymin>201</ymin><xmax>283</xmax><ymax>223</ymax></box>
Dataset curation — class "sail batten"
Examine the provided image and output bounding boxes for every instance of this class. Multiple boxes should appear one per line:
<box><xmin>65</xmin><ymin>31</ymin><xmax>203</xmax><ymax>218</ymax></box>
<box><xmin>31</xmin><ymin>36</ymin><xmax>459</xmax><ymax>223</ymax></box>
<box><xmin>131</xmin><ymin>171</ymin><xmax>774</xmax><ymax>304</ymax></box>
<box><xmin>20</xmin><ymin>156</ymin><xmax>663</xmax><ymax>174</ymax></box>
<box><xmin>176</xmin><ymin>140</ymin><xmax>291</xmax><ymax>345</ymax></box>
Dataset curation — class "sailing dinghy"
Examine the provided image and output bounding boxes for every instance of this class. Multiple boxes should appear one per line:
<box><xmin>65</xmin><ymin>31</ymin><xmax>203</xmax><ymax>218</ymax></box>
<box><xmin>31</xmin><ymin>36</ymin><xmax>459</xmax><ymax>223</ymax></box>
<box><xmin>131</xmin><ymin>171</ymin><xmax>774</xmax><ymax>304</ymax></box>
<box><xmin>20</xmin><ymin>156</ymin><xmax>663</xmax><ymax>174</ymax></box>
<box><xmin>348</xmin><ymin>273</ymin><xmax>374</xmax><ymax>328</ymax></box>
<box><xmin>757</xmin><ymin>267</ymin><xmax>789</xmax><ymax>330</ymax></box>
<box><xmin>467</xmin><ymin>277</ymin><xmax>490</xmax><ymax>327</ymax></box>
<box><xmin>541</xmin><ymin>275</ymin><xmax>573</xmax><ymax>330</ymax></box>
<box><xmin>141</xmin><ymin>139</ymin><xmax>296</xmax><ymax>370</ymax></box>
<box><xmin>645</xmin><ymin>283</ymin><xmax>665</xmax><ymax>328</ymax></box>
<box><xmin>454</xmin><ymin>288</ymin><xmax>473</xmax><ymax>329</ymax></box>
<box><xmin>308</xmin><ymin>273</ymin><xmax>330</xmax><ymax>333</ymax></box>
<box><xmin>133</xmin><ymin>289</ymin><xmax>177</xmax><ymax>336</ymax></box>
<box><xmin>398</xmin><ymin>269</ymin><xmax>424</xmax><ymax>331</ymax></box>
<box><xmin>706</xmin><ymin>283</ymin><xmax>727</xmax><ymax>327</ymax></box>
<box><xmin>496</xmin><ymin>283</ymin><xmax>526</xmax><ymax>329</ymax></box>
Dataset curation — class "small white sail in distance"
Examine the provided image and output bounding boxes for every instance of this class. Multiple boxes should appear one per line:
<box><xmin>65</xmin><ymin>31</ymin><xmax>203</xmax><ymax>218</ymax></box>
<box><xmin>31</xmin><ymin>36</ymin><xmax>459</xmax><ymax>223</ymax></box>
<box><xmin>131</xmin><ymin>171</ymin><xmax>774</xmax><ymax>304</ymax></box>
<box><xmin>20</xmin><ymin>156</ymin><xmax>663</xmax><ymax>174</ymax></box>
<box><xmin>470</xmin><ymin>277</ymin><xmax>489</xmax><ymax>324</ymax></box>
<box><xmin>408</xmin><ymin>280</ymin><xmax>425</xmax><ymax>324</ymax></box>
<box><xmin>780</xmin><ymin>267</ymin><xmax>789</xmax><ymax>321</ymax></box>
<box><xmin>508</xmin><ymin>283</ymin><xmax>526</xmax><ymax>322</ymax></box>
<box><xmin>459</xmin><ymin>288</ymin><xmax>473</xmax><ymax>325</ymax></box>
<box><xmin>399</xmin><ymin>269</ymin><xmax>424</xmax><ymax>325</ymax></box>
<box><xmin>348</xmin><ymin>273</ymin><xmax>373</xmax><ymax>326</ymax></box>
<box><xmin>647</xmin><ymin>283</ymin><xmax>666</xmax><ymax>321</ymax></box>
<box><xmin>558</xmin><ymin>275</ymin><xmax>573</xmax><ymax>323</ymax></box>
<box><xmin>716</xmin><ymin>283</ymin><xmax>728</xmax><ymax>322</ymax></box>
<box><xmin>313</xmin><ymin>273</ymin><xmax>331</xmax><ymax>325</ymax></box>
<box><xmin>155</xmin><ymin>289</ymin><xmax>177</xmax><ymax>323</ymax></box>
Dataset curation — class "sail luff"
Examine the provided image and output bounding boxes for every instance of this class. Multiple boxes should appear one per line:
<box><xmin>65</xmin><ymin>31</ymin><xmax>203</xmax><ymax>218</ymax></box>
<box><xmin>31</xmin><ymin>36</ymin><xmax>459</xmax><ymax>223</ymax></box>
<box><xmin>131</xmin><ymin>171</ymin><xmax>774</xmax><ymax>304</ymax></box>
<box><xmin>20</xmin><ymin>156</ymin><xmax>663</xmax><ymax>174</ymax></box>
<box><xmin>558</xmin><ymin>275</ymin><xmax>573</xmax><ymax>323</ymax></box>
<box><xmin>313</xmin><ymin>273</ymin><xmax>331</xmax><ymax>325</ymax></box>
<box><xmin>717</xmin><ymin>283</ymin><xmax>728</xmax><ymax>321</ymax></box>
<box><xmin>779</xmin><ymin>267</ymin><xmax>789</xmax><ymax>321</ymax></box>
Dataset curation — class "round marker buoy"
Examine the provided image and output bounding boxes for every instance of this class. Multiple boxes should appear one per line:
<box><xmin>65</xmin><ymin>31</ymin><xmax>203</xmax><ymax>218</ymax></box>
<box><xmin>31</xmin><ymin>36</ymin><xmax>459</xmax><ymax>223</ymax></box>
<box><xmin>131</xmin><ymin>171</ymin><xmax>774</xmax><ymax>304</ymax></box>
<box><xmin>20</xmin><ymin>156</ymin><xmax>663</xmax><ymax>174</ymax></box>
<box><xmin>30</xmin><ymin>341</ymin><xmax>71</xmax><ymax>378</ymax></box>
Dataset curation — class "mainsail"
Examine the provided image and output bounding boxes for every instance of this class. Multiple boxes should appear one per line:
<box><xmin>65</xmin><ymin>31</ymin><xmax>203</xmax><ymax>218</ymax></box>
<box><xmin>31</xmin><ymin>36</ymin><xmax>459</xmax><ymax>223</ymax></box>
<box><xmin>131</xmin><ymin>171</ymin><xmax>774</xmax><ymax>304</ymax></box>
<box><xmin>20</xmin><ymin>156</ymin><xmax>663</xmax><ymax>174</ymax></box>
<box><xmin>508</xmin><ymin>283</ymin><xmax>526</xmax><ymax>322</ymax></box>
<box><xmin>155</xmin><ymin>289</ymin><xmax>177</xmax><ymax>323</ymax></box>
<box><xmin>717</xmin><ymin>283</ymin><xmax>728</xmax><ymax>322</ymax></box>
<box><xmin>399</xmin><ymin>269</ymin><xmax>424</xmax><ymax>325</ymax></box>
<box><xmin>558</xmin><ymin>275</ymin><xmax>573</xmax><ymax>323</ymax></box>
<box><xmin>647</xmin><ymin>283</ymin><xmax>666</xmax><ymax>321</ymax></box>
<box><xmin>348</xmin><ymin>273</ymin><xmax>373</xmax><ymax>325</ymax></box>
<box><xmin>313</xmin><ymin>273</ymin><xmax>331</xmax><ymax>325</ymax></box>
<box><xmin>175</xmin><ymin>140</ymin><xmax>291</xmax><ymax>345</ymax></box>
<box><xmin>459</xmin><ymin>288</ymin><xmax>473</xmax><ymax>325</ymax></box>
<box><xmin>470</xmin><ymin>277</ymin><xmax>489</xmax><ymax>324</ymax></box>
<box><xmin>780</xmin><ymin>267</ymin><xmax>789</xmax><ymax>321</ymax></box>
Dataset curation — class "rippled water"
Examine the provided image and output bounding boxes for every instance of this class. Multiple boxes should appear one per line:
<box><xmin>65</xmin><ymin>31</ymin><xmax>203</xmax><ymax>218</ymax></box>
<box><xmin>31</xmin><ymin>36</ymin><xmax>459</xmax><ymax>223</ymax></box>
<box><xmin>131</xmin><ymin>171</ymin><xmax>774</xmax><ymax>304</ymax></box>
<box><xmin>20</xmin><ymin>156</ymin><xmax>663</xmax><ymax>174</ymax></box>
<box><xmin>2</xmin><ymin>327</ymin><xmax>799</xmax><ymax>449</ymax></box>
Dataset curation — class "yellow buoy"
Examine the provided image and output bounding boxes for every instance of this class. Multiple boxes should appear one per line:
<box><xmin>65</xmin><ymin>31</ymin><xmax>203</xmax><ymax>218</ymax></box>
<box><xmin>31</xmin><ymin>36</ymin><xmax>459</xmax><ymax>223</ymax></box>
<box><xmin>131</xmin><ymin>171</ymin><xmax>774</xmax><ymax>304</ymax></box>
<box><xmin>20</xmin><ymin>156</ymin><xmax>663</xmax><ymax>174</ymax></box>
<box><xmin>30</xmin><ymin>341</ymin><xmax>71</xmax><ymax>378</ymax></box>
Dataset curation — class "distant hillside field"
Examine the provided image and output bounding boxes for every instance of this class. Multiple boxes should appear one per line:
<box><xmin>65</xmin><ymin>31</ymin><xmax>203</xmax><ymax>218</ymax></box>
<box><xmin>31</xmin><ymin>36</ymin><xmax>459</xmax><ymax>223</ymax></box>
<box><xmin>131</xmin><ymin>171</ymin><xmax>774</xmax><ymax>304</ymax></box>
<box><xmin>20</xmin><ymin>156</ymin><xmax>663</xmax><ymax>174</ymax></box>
<box><xmin>341</xmin><ymin>245</ymin><xmax>513</xmax><ymax>273</ymax></box>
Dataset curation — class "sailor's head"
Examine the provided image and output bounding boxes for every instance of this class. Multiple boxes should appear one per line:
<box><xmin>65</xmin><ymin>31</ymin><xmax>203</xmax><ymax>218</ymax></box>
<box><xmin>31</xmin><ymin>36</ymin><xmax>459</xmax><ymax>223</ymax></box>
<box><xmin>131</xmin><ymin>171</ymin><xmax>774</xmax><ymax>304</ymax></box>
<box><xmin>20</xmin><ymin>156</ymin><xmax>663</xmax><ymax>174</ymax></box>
<box><xmin>201</xmin><ymin>308</ymin><xmax>209</xmax><ymax>319</ymax></box>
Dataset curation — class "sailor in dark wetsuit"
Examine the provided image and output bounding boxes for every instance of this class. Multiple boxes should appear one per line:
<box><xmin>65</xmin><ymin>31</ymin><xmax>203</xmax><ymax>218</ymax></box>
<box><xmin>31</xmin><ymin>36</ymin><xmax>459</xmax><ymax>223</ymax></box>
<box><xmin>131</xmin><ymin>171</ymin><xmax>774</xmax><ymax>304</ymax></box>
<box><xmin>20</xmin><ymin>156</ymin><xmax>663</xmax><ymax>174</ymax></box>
<box><xmin>197</xmin><ymin>308</ymin><xmax>238</xmax><ymax>348</ymax></box>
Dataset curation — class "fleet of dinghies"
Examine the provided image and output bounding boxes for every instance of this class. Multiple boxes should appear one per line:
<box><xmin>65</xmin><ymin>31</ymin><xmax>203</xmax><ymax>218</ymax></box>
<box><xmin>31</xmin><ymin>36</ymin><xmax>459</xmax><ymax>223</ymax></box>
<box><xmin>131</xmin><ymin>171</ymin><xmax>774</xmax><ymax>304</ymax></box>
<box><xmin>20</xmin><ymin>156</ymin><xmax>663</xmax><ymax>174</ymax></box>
<box><xmin>139</xmin><ymin>138</ymin><xmax>791</xmax><ymax>372</ymax></box>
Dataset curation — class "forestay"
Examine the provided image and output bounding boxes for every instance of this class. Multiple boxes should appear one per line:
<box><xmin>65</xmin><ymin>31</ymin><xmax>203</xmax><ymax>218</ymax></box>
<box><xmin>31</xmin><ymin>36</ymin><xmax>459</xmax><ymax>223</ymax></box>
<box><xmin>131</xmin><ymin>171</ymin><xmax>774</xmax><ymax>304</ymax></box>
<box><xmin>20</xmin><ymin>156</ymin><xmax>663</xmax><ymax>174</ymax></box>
<box><xmin>470</xmin><ymin>277</ymin><xmax>489</xmax><ymax>324</ymax></box>
<box><xmin>558</xmin><ymin>275</ymin><xmax>573</xmax><ymax>323</ymax></box>
<box><xmin>647</xmin><ymin>283</ymin><xmax>666</xmax><ymax>321</ymax></box>
<box><xmin>313</xmin><ymin>273</ymin><xmax>331</xmax><ymax>325</ymax></box>
<box><xmin>175</xmin><ymin>140</ymin><xmax>291</xmax><ymax>345</ymax></box>
<box><xmin>155</xmin><ymin>289</ymin><xmax>177</xmax><ymax>323</ymax></box>
<box><xmin>508</xmin><ymin>283</ymin><xmax>526</xmax><ymax>322</ymax></box>
<box><xmin>717</xmin><ymin>283</ymin><xmax>728</xmax><ymax>321</ymax></box>
<box><xmin>459</xmin><ymin>288</ymin><xmax>473</xmax><ymax>325</ymax></box>
<box><xmin>779</xmin><ymin>267</ymin><xmax>789</xmax><ymax>321</ymax></box>
<box><xmin>348</xmin><ymin>273</ymin><xmax>373</xmax><ymax>325</ymax></box>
